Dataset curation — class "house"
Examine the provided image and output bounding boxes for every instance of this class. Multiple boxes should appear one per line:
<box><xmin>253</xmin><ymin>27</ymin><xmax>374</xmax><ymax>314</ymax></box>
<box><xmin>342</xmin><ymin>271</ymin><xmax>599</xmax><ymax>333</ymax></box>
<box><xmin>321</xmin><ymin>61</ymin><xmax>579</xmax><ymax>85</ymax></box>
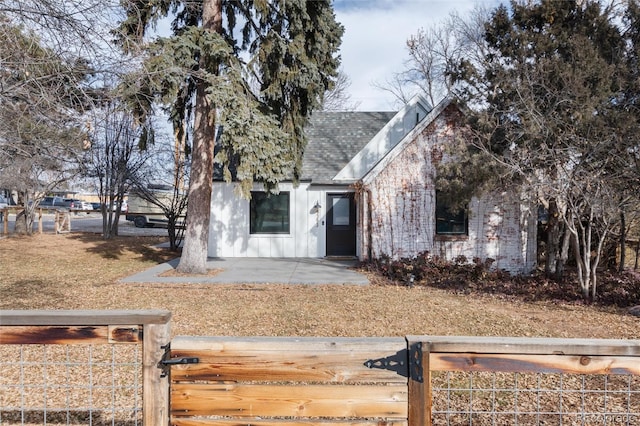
<box><xmin>209</xmin><ymin>95</ymin><xmax>537</xmax><ymax>274</ymax></box>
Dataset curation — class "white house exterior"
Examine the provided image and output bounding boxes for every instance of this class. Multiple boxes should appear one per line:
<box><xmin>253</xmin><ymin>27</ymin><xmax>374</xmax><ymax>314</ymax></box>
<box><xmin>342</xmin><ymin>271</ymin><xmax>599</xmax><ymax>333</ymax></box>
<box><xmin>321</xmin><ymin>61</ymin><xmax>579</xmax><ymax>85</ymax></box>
<box><xmin>208</xmin><ymin>96</ymin><xmax>537</xmax><ymax>274</ymax></box>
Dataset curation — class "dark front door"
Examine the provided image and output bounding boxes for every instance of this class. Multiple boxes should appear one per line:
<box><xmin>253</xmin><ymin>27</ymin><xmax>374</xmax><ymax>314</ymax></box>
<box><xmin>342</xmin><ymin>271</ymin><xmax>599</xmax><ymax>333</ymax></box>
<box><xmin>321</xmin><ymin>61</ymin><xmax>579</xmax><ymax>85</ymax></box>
<box><xmin>326</xmin><ymin>193</ymin><xmax>356</xmax><ymax>257</ymax></box>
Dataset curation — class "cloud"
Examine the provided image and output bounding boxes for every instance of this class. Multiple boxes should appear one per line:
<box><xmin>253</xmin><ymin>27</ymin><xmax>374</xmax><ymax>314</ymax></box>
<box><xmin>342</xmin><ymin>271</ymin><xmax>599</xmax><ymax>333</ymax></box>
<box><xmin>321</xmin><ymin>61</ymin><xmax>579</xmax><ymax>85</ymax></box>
<box><xmin>334</xmin><ymin>0</ymin><xmax>488</xmax><ymax>111</ymax></box>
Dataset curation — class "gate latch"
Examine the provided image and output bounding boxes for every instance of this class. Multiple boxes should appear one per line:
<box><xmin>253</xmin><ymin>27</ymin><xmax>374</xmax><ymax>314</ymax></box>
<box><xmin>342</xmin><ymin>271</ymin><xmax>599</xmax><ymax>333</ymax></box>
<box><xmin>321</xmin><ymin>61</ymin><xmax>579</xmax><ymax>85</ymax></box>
<box><xmin>158</xmin><ymin>346</ymin><xmax>199</xmax><ymax>378</ymax></box>
<box><xmin>161</xmin><ymin>357</ymin><xmax>200</xmax><ymax>365</ymax></box>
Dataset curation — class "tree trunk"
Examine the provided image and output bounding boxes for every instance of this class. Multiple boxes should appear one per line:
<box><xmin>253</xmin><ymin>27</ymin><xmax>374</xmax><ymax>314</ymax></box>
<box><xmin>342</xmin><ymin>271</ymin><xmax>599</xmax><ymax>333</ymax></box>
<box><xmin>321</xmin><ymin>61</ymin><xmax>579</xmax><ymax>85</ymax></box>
<box><xmin>571</xmin><ymin>228</ymin><xmax>589</xmax><ymax>300</ymax></box>
<box><xmin>619</xmin><ymin>211</ymin><xmax>626</xmax><ymax>272</ymax></box>
<box><xmin>556</xmin><ymin>222</ymin><xmax>570</xmax><ymax>280</ymax></box>
<box><xmin>14</xmin><ymin>210</ymin><xmax>30</xmax><ymax>235</ymax></box>
<box><xmin>177</xmin><ymin>0</ymin><xmax>222</xmax><ymax>274</ymax></box>
<box><xmin>545</xmin><ymin>199</ymin><xmax>560</xmax><ymax>277</ymax></box>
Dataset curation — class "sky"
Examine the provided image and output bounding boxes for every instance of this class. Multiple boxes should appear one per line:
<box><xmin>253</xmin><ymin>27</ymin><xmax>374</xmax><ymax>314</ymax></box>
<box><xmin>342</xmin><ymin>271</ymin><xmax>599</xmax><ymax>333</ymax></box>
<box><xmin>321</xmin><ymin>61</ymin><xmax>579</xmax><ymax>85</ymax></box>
<box><xmin>333</xmin><ymin>0</ymin><xmax>501</xmax><ymax>111</ymax></box>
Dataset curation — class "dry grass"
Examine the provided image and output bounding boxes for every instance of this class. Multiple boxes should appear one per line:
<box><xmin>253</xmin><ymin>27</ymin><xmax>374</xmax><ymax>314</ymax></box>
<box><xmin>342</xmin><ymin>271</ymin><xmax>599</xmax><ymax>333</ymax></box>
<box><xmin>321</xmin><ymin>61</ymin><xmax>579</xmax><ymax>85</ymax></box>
<box><xmin>0</xmin><ymin>233</ymin><xmax>638</xmax><ymax>339</ymax></box>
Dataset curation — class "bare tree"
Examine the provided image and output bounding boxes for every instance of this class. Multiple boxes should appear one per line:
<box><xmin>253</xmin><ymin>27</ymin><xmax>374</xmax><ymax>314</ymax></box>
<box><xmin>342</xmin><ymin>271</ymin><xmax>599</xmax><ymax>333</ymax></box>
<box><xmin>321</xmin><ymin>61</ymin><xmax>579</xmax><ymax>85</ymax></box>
<box><xmin>0</xmin><ymin>18</ymin><xmax>91</xmax><ymax>233</ymax></box>
<box><xmin>321</xmin><ymin>68</ymin><xmax>360</xmax><ymax>111</ymax></box>
<box><xmin>127</xmin><ymin>183</ymin><xmax>188</xmax><ymax>251</ymax></box>
<box><xmin>376</xmin><ymin>6</ymin><xmax>491</xmax><ymax>107</ymax></box>
<box><xmin>127</xmin><ymin>127</ymin><xmax>190</xmax><ymax>251</ymax></box>
<box><xmin>1</xmin><ymin>1</ymin><xmax>127</xmax><ymax>234</ymax></box>
<box><xmin>86</xmin><ymin>100</ymin><xmax>148</xmax><ymax>239</ymax></box>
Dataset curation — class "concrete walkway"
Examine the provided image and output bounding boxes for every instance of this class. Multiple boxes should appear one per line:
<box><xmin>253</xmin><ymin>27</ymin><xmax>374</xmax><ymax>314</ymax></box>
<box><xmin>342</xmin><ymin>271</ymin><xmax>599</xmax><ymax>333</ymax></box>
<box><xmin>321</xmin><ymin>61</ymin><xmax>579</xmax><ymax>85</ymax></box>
<box><xmin>121</xmin><ymin>257</ymin><xmax>369</xmax><ymax>285</ymax></box>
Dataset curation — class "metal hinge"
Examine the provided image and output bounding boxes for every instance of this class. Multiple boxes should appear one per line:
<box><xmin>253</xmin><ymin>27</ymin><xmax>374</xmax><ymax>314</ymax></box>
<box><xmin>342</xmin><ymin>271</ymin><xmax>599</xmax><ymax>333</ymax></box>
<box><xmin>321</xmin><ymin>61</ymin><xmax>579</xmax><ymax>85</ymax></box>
<box><xmin>158</xmin><ymin>344</ymin><xmax>199</xmax><ymax>378</ymax></box>
<box><xmin>364</xmin><ymin>349</ymin><xmax>409</xmax><ymax>378</ymax></box>
<box><xmin>364</xmin><ymin>344</ymin><xmax>424</xmax><ymax>383</ymax></box>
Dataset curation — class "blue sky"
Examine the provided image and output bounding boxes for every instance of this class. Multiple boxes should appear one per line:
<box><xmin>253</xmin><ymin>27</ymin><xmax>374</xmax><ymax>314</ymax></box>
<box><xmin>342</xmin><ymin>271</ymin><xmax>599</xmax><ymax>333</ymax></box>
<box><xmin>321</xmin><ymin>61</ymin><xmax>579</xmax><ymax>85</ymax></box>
<box><xmin>333</xmin><ymin>0</ymin><xmax>502</xmax><ymax>111</ymax></box>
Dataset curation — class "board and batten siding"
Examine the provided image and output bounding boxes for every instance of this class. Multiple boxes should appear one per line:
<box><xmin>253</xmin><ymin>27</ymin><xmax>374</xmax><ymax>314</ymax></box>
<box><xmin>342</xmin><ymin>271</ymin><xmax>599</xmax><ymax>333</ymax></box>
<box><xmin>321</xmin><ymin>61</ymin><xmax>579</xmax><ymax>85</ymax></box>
<box><xmin>360</xmin><ymin>105</ymin><xmax>537</xmax><ymax>274</ymax></box>
<box><xmin>208</xmin><ymin>182</ymin><xmax>334</xmax><ymax>258</ymax></box>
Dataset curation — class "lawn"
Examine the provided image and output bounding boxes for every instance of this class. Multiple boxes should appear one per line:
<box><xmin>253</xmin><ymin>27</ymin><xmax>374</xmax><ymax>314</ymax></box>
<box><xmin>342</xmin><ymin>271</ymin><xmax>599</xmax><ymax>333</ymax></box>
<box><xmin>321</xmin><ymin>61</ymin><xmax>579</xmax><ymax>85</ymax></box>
<box><xmin>0</xmin><ymin>233</ymin><xmax>638</xmax><ymax>339</ymax></box>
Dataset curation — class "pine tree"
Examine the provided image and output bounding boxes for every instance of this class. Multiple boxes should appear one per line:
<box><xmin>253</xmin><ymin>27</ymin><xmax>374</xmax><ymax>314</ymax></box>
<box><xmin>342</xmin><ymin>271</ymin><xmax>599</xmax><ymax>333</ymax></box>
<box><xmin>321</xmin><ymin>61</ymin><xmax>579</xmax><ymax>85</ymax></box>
<box><xmin>117</xmin><ymin>0</ymin><xmax>343</xmax><ymax>273</ymax></box>
<box><xmin>455</xmin><ymin>0</ymin><xmax>633</xmax><ymax>299</ymax></box>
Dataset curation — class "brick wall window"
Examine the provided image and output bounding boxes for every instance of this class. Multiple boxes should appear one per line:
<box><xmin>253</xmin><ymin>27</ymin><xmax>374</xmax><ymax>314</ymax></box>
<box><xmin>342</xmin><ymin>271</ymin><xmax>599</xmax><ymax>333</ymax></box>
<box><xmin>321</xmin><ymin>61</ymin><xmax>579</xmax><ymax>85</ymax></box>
<box><xmin>435</xmin><ymin>191</ymin><xmax>468</xmax><ymax>235</ymax></box>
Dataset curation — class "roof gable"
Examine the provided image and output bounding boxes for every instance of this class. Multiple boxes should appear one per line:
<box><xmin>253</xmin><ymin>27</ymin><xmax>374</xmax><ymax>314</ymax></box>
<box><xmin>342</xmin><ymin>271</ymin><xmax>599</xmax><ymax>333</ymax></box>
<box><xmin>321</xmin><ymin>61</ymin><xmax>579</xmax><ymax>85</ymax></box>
<box><xmin>361</xmin><ymin>96</ymin><xmax>454</xmax><ymax>185</ymax></box>
<box><xmin>300</xmin><ymin>111</ymin><xmax>395</xmax><ymax>184</ymax></box>
<box><xmin>332</xmin><ymin>94</ymin><xmax>433</xmax><ymax>183</ymax></box>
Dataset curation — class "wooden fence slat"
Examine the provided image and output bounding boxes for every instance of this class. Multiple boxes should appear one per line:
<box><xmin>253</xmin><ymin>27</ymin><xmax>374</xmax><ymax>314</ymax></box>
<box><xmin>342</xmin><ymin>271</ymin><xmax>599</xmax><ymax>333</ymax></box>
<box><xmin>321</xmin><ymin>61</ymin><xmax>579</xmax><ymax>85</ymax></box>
<box><xmin>407</xmin><ymin>335</ymin><xmax>640</xmax><ymax>356</ymax></box>
<box><xmin>0</xmin><ymin>325</ymin><xmax>112</xmax><ymax>345</ymax></box>
<box><xmin>0</xmin><ymin>309</ymin><xmax>172</xmax><ymax>326</ymax></box>
<box><xmin>429</xmin><ymin>353</ymin><xmax>640</xmax><ymax>375</ymax></box>
<box><xmin>171</xmin><ymin>419</ymin><xmax>408</xmax><ymax>426</ymax></box>
<box><xmin>170</xmin><ymin>336</ymin><xmax>406</xmax><ymax>352</ymax></box>
<box><xmin>170</xmin><ymin>336</ymin><xmax>408</xmax><ymax>384</ymax></box>
<box><xmin>170</xmin><ymin>383</ymin><xmax>408</xmax><ymax>418</ymax></box>
<box><xmin>170</xmin><ymin>351</ymin><xmax>406</xmax><ymax>383</ymax></box>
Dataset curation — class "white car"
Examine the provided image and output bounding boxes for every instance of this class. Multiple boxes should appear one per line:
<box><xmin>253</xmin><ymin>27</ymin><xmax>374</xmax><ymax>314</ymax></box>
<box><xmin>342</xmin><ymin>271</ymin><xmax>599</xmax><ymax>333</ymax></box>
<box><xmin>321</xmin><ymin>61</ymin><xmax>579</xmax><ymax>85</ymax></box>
<box><xmin>0</xmin><ymin>195</ymin><xmax>9</xmax><ymax>222</ymax></box>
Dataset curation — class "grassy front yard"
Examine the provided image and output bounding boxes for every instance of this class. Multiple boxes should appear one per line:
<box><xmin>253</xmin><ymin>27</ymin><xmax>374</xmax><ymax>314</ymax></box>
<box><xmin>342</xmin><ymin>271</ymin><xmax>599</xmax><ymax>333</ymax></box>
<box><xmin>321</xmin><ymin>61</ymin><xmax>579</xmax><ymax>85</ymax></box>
<box><xmin>0</xmin><ymin>233</ymin><xmax>637</xmax><ymax>339</ymax></box>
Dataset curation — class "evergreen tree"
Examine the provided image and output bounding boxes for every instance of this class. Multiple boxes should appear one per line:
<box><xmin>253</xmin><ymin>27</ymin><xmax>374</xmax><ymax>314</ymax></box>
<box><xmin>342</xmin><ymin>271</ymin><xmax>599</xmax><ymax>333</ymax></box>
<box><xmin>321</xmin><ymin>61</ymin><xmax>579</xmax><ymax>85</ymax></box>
<box><xmin>454</xmin><ymin>0</ymin><xmax>633</xmax><ymax>299</ymax></box>
<box><xmin>117</xmin><ymin>0</ymin><xmax>343</xmax><ymax>273</ymax></box>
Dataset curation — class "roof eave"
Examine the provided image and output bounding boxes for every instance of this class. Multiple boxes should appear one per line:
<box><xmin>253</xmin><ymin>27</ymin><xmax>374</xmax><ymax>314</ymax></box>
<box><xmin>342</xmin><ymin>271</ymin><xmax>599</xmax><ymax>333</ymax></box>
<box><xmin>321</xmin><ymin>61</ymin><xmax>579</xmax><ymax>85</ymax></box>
<box><xmin>332</xmin><ymin>94</ymin><xmax>434</xmax><ymax>183</ymax></box>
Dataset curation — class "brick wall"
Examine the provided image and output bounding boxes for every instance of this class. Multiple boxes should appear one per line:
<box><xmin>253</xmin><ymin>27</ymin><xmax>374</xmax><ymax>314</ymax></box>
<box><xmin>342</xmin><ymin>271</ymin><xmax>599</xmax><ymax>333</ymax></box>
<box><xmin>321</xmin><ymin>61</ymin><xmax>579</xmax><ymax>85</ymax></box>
<box><xmin>360</xmin><ymin>105</ymin><xmax>537</xmax><ymax>274</ymax></box>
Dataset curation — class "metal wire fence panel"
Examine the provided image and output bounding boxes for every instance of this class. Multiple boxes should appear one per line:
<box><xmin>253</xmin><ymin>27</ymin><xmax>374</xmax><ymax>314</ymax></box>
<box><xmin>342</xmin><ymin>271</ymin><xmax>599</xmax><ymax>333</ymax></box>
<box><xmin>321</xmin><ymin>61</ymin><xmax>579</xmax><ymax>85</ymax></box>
<box><xmin>430</xmin><ymin>371</ymin><xmax>640</xmax><ymax>425</ymax></box>
<box><xmin>0</xmin><ymin>343</ymin><xmax>143</xmax><ymax>426</ymax></box>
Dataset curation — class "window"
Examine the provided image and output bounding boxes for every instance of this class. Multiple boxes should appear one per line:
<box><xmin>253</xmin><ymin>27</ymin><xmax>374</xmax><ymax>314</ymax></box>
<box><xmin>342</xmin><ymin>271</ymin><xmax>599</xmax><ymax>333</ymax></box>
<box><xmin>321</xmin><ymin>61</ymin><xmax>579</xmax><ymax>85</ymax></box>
<box><xmin>435</xmin><ymin>192</ymin><xmax>468</xmax><ymax>235</ymax></box>
<box><xmin>331</xmin><ymin>196</ymin><xmax>351</xmax><ymax>226</ymax></box>
<box><xmin>250</xmin><ymin>191</ymin><xmax>290</xmax><ymax>234</ymax></box>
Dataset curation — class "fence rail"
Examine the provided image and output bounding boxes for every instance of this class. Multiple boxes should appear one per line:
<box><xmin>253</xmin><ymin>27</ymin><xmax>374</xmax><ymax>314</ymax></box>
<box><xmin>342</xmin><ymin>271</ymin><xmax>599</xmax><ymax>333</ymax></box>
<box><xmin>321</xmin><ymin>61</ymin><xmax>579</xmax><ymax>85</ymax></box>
<box><xmin>0</xmin><ymin>310</ymin><xmax>171</xmax><ymax>425</ymax></box>
<box><xmin>1</xmin><ymin>207</ymin><xmax>82</xmax><ymax>234</ymax></box>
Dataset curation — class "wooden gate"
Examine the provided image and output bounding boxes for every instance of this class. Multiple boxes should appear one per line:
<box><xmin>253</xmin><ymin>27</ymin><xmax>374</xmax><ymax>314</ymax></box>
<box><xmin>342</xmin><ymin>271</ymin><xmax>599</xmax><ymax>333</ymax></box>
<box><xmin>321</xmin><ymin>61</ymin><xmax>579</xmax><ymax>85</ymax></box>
<box><xmin>166</xmin><ymin>336</ymin><xmax>413</xmax><ymax>425</ymax></box>
<box><xmin>164</xmin><ymin>336</ymin><xmax>640</xmax><ymax>426</ymax></box>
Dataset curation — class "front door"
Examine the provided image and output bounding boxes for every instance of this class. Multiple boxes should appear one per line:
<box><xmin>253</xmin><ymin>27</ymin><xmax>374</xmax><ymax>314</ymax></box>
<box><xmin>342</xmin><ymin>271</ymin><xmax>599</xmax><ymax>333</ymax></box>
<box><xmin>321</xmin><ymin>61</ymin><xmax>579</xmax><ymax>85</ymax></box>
<box><xmin>326</xmin><ymin>193</ymin><xmax>356</xmax><ymax>257</ymax></box>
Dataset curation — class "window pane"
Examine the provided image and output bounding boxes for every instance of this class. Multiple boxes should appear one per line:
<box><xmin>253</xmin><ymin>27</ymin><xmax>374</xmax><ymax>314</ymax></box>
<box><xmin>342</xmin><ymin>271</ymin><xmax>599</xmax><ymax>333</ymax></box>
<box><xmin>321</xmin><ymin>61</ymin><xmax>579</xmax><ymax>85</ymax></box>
<box><xmin>250</xmin><ymin>192</ymin><xmax>290</xmax><ymax>234</ymax></box>
<box><xmin>332</xmin><ymin>197</ymin><xmax>350</xmax><ymax>226</ymax></box>
<box><xmin>435</xmin><ymin>192</ymin><xmax>468</xmax><ymax>235</ymax></box>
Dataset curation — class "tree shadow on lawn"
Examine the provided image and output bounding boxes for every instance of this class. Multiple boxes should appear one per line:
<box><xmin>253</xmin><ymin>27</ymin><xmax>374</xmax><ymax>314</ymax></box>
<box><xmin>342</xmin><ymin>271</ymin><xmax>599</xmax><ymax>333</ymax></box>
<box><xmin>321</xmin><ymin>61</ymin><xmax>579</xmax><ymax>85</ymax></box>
<box><xmin>3</xmin><ymin>279</ymin><xmax>68</xmax><ymax>309</ymax></box>
<box><xmin>66</xmin><ymin>233</ymin><xmax>176</xmax><ymax>263</ymax></box>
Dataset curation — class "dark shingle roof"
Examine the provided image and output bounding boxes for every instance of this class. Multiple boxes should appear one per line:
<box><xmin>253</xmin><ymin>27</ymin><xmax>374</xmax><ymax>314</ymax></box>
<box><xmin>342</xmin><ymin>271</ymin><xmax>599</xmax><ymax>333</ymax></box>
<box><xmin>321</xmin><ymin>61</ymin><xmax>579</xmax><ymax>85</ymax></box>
<box><xmin>301</xmin><ymin>111</ymin><xmax>396</xmax><ymax>184</ymax></box>
<box><xmin>214</xmin><ymin>111</ymin><xmax>395</xmax><ymax>183</ymax></box>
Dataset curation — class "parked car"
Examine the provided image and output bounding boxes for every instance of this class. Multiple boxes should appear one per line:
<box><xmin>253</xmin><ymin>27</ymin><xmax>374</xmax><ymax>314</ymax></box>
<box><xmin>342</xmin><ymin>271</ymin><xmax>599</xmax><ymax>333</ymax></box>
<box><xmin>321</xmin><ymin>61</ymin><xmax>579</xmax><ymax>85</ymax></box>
<box><xmin>63</xmin><ymin>198</ymin><xmax>93</xmax><ymax>213</ymax></box>
<box><xmin>91</xmin><ymin>202</ymin><xmax>102</xmax><ymax>211</ymax></box>
<box><xmin>108</xmin><ymin>200</ymin><xmax>127</xmax><ymax>213</ymax></box>
<box><xmin>0</xmin><ymin>195</ymin><xmax>8</xmax><ymax>221</ymax></box>
<box><xmin>126</xmin><ymin>191</ymin><xmax>185</xmax><ymax>228</ymax></box>
<box><xmin>37</xmin><ymin>196</ymin><xmax>67</xmax><ymax>209</ymax></box>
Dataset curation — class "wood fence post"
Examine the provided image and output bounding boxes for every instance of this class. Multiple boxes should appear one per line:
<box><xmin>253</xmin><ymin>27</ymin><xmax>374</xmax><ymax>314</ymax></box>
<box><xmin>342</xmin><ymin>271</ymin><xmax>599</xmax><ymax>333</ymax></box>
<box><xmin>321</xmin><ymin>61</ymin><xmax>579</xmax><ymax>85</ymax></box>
<box><xmin>407</xmin><ymin>339</ymin><xmax>431</xmax><ymax>426</ymax></box>
<box><xmin>143</xmin><ymin>320</ymin><xmax>171</xmax><ymax>426</ymax></box>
